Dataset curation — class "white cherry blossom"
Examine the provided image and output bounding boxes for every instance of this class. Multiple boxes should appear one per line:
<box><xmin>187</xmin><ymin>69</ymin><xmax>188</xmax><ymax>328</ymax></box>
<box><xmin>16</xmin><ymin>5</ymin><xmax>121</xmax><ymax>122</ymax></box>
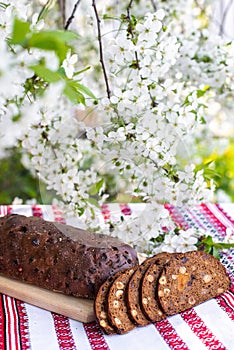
<box><xmin>1</xmin><ymin>0</ymin><xmax>233</xmax><ymax>254</ymax></box>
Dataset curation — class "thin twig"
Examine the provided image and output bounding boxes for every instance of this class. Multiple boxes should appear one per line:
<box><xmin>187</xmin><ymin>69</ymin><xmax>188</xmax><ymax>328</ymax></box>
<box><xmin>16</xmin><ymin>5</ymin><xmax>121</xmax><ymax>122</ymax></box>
<box><xmin>126</xmin><ymin>0</ymin><xmax>134</xmax><ymax>17</ymax></box>
<box><xmin>194</xmin><ymin>0</ymin><xmax>233</xmax><ymax>39</ymax></box>
<box><xmin>219</xmin><ymin>0</ymin><xmax>233</xmax><ymax>37</ymax></box>
<box><xmin>58</xmin><ymin>0</ymin><xmax>66</xmax><ymax>28</ymax></box>
<box><xmin>64</xmin><ymin>0</ymin><xmax>82</xmax><ymax>30</ymax></box>
<box><xmin>150</xmin><ymin>0</ymin><xmax>157</xmax><ymax>11</ymax></box>
<box><xmin>126</xmin><ymin>0</ymin><xmax>140</xmax><ymax>70</ymax></box>
<box><xmin>92</xmin><ymin>0</ymin><xmax>111</xmax><ymax>99</ymax></box>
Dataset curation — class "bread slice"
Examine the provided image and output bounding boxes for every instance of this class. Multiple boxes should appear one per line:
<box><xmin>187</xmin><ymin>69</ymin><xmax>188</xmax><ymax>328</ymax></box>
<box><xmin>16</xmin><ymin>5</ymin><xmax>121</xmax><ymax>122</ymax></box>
<box><xmin>157</xmin><ymin>250</ymin><xmax>231</xmax><ymax>316</ymax></box>
<box><xmin>107</xmin><ymin>267</ymin><xmax>137</xmax><ymax>334</ymax></box>
<box><xmin>94</xmin><ymin>272</ymin><xmax>121</xmax><ymax>334</ymax></box>
<box><xmin>126</xmin><ymin>255</ymin><xmax>158</xmax><ymax>326</ymax></box>
<box><xmin>140</xmin><ymin>253</ymin><xmax>172</xmax><ymax>322</ymax></box>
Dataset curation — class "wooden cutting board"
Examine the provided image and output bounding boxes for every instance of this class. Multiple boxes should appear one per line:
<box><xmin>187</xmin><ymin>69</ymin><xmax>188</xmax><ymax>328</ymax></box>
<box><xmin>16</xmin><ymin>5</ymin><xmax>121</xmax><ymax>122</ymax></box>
<box><xmin>0</xmin><ymin>255</ymin><xmax>145</xmax><ymax>323</ymax></box>
<box><xmin>0</xmin><ymin>275</ymin><xmax>95</xmax><ymax>322</ymax></box>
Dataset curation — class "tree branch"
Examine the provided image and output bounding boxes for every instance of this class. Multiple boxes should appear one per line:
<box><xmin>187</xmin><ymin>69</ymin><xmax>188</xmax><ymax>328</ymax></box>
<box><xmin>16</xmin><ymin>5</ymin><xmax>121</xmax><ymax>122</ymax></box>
<box><xmin>92</xmin><ymin>0</ymin><xmax>111</xmax><ymax>99</ymax></box>
<box><xmin>64</xmin><ymin>0</ymin><xmax>82</xmax><ymax>30</ymax></box>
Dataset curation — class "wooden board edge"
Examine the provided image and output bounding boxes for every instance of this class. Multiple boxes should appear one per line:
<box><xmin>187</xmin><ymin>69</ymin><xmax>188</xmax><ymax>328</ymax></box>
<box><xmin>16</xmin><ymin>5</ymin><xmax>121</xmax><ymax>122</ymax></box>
<box><xmin>0</xmin><ymin>275</ymin><xmax>95</xmax><ymax>323</ymax></box>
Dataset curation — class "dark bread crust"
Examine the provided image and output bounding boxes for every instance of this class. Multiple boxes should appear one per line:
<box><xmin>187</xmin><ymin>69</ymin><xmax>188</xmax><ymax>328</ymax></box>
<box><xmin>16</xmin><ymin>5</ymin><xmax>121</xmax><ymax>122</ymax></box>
<box><xmin>0</xmin><ymin>214</ymin><xmax>138</xmax><ymax>299</ymax></box>
<box><xmin>157</xmin><ymin>251</ymin><xmax>231</xmax><ymax>315</ymax></box>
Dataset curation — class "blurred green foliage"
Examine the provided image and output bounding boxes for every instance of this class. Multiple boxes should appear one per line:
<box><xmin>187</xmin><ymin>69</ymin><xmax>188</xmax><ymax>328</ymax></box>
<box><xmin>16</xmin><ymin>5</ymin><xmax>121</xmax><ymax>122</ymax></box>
<box><xmin>0</xmin><ymin>148</ymin><xmax>54</xmax><ymax>204</ymax></box>
<box><xmin>211</xmin><ymin>140</ymin><xmax>234</xmax><ymax>202</ymax></box>
<box><xmin>0</xmin><ymin>148</ymin><xmax>40</xmax><ymax>203</ymax></box>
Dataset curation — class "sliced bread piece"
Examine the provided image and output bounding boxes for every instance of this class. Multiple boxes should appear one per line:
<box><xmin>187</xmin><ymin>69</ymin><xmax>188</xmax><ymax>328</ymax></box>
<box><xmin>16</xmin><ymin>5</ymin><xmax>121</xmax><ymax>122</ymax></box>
<box><xmin>140</xmin><ymin>253</ymin><xmax>172</xmax><ymax>322</ymax></box>
<box><xmin>94</xmin><ymin>272</ymin><xmax>121</xmax><ymax>334</ymax></box>
<box><xmin>157</xmin><ymin>250</ymin><xmax>230</xmax><ymax>316</ymax></box>
<box><xmin>126</xmin><ymin>255</ymin><xmax>158</xmax><ymax>326</ymax></box>
<box><xmin>107</xmin><ymin>267</ymin><xmax>137</xmax><ymax>334</ymax></box>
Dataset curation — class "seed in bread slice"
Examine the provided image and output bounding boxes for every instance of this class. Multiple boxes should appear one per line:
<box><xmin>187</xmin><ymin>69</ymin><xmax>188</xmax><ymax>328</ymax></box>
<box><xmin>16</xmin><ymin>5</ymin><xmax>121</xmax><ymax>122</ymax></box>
<box><xmin>140</xmin><ymin>252</ymin><xmax>172</xmax><ymax>322</ymax></box>
<box><xmin>107</xmin><ymin>267</ymin><xmax>137</xmax><ymax>334</ymax></box>
<box><xmin>157</xmin><ymin>250</ymin><xmax>231</xmax><ymax>316</ymax></box>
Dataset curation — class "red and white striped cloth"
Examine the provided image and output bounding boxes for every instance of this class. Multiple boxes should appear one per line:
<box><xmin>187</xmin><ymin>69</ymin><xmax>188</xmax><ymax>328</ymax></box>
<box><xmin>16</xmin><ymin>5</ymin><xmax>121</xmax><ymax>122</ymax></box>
<box><xmin>0</xmin><ymin>203</ymin><xmax>234</xmax><ymax>350</ymax></box>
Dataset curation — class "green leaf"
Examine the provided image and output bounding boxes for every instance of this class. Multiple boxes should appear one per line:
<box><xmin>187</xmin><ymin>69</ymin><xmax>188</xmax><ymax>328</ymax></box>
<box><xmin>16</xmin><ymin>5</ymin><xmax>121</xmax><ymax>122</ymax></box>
<box><xmin>10</xmin><ymin>18</ymin><xmax>31</xmax><ymax>45</ymax></box>
<box><xmin>193</xmin><ymin>54</ymin><xmax>213</xmax><ymax>63</ymax></box>
<box><xmin>73</xmin><ymin>81</ymin><xmax>97</xmax><ymax>100</ymax></box>
<box><xmin>63</xmin><ymin>82</ymin><xmax>85</xmax><ymax>105</ymax></box>
<box><xmin>87</xmin><ymin>197</ymin><xmax>100</xmax><ymax>208</ymax></box>
<box><xmin>26</xmin><ymin>32</ymin><xmax>69</xmax><ymax>62</ymax></box>
<box><xmin>57</xmin><ymin>67</ymin><xmax>67</xmax><ymax>78</ymax></box>
<box><xmin>12</xmin><ymin>114</ymin><xmax>22</xmax><ymax>122</ymax></box>
<box><xmin>44</xmin><ymin>30</ymin><xmax>79</xmax><ymax>42</ymax></box>
<box><xmin>197</xmin><ymin>86</ymin><xmax>210</xmax><ymax>98</ymax></box>
<box><xmin>213</xmin><ymin>242</ymin><xmax>234</xmax><ymax>249</ymax></box>
<box><xmin>183</xmin><ymin>92</ymin><xmax>192</xmax><ymax>106</ymax></box>
<box><xmin>76</xmin><ymin>206</ymin><xmax>85</xmax><ymax>216</ymax></box>
<box><xmin>64</xmin><ymin>79</ymin><xmax>96</xmax><ymax>105</ymax></box>
<box><xmin>200</xmin><ymin>116</ymin><xmax>206</xmax><ymax>124</ymax></box>
<box><xmin>201</xmin><ymin>235</ymin><xmax>213</xmax><ymax>246</ymax></box>
<box><xmin>89</xmin><ymin>179</ymin><xmax>104</xmax><ymax>196</ymax></box>
<box><xmin>9</xmin><ymin>18</ymin><xmax>78</xmax><ymax>63</ymax></box>
<box><xmin>204</xmin><ymin>245</ymin><xmax>213</xmax><ymax>254</ymax></box>
<box><xmin>30</xmin><ymin>64</ymin><xmax>62</xmax><ymax>83</ymax></box>
<box><xmin>211</xmin><ymin>246</ymin><xmax>220</xmax><ymax>259</ymax></box>
<box><xmin>28</xmin><ymin>31</ymin><xmax>78</xmax><ymax>49</ymax></box>
<box><xmin>198</xmin><ymin>235</ymin><xmax>234</xmax><ymax>260</ymax></box>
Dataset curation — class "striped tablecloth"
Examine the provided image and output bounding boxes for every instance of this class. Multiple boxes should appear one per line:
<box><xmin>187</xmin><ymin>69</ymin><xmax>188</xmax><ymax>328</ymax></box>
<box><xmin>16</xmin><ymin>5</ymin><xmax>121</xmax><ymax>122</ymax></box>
<box><xmin>0</xmin><ymin>203</ymin><xmax>234</xmax><ymax>350</ymax></box>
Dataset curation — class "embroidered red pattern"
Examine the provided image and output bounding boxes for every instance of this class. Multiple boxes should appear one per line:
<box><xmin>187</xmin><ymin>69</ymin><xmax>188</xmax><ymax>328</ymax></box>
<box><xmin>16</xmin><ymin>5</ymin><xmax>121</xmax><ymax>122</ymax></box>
<box><xmin>0</xmin><ymin>206</ymin><xmax>8</xmax><ymax>217</ymax></box>
<box><xmin>84</xmin><ymin>322</ymin><xmax>109</xmax><ymax>350</ymax></box>
<box><xmin>181</xmin><ymin>308</ymin><xmax>226</xmax><ymax>349</ymax></box>
<box><xmin>31</xmin><ymin>205</ymin><xmax>43</xmax><ymax>217</ymax></box>
<box><xmin>154</xmin><ymin>318</ymin><xmax>189</xmax><ymax>349</ymax></box>
<box><xmin>217</xmin><ymin>291</ymin><xmax>234</xmax><ymax>322</ymax></box>
<box><xmin>200</xmin><ymin>204</ymin><xmax>227</xmax><ymax>236</ymax></box>
<box><xmin>0</xmin><ymin>295</ymin><xmax>5</xmax><ymax>350</ymax></box>
<box><xmin>216</xmin><ymin>203</ymin><xmax>234</xmax><ymax>227</ymax></box>
<box><xmin>164</xmin><ymin>204</ymin><xmax>189</xmax><ymax>229</ymax></box>
<box><xmin>101</xmin><ymin>204</ymin><xmax>111</xmax><ymax>222</ymax></box>
<box><xmin>15</xmin><ymin>300</ymin><xmax>31</xmax><ymax>350</ymax></box>
<box><xmin>52</xmin><ymin>313</ymin><xmax>77</xmax><ymax>350</ymax></box>
<box><xmin>119</xmin><ymin>203</ymin><xmax>132</xmax><ymax>216</ymax></box>
<box><xmin>3</xmin><ymin>295</ymin><xmax>22</xmax><ymax>350</ymax></box>
<box><xmin>52</xmin><ymin>205</ymin><xmax>66</xmax><ymax>224</ymax></box>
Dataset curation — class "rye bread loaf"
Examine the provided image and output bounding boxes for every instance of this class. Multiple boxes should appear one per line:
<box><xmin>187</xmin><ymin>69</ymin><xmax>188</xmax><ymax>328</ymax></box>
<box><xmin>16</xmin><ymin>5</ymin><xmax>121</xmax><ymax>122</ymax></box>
<box><xmin>0</xmin><ymin>214</ymin><xmax>138</xmax><ymax>299</ymax></box>
<box><xmin>157</xmin><ymin>250</ymin><xmax>231</xmax><ymax>315</ymax></box>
